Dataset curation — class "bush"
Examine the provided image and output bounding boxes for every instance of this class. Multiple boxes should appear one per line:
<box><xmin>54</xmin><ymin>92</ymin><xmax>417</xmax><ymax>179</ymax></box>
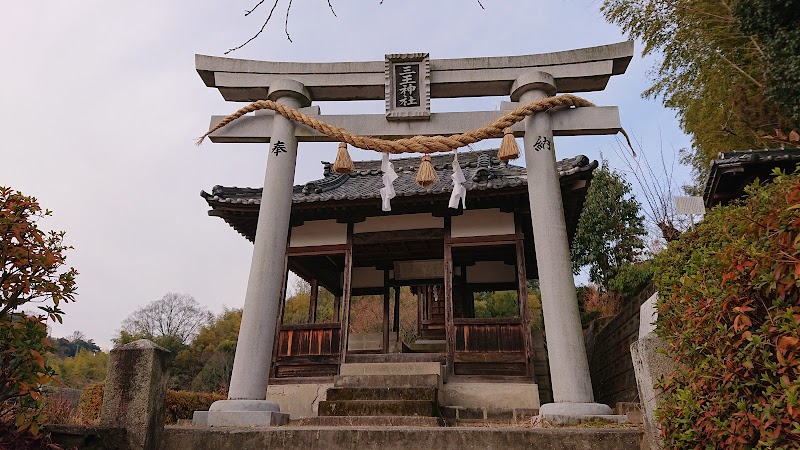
<box><xmin>1</xmin><ymin>187</ymin><xmax>77</xmax><ymax>436</ymax></box>
<box><xmin>164</xmin><ymin>390</ymin><xmax>224</xmax><ymax>424</ymax></box>
<box><xmin>607</xmin><ymin>260</ymin><xmax>654</xmax><ymax>301</ymax></box>
<box><xmin>76</xmin><ymin>382</ymin><xmax>224</xmax><ymax>425</ymax></box>
<box><xmin>653</xmin><ymin>169</ymin><xmax>800</xmax><ymax>449</ymax></box>
<box><xmin>77</xmin><ymin>382</ymin><xmax>104</xmax><ymax>423</ymax></box>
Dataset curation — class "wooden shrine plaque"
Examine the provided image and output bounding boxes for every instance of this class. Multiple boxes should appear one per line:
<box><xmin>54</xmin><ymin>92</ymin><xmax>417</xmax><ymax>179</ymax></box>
<box><xmin>385</xmin><ymin>53</ymin><xmax>430</xmax><ymax>121</ymax></box>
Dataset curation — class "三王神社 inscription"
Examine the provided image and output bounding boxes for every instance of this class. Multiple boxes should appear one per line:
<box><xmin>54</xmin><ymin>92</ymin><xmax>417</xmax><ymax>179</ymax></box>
<box><xmin>395</xmin><ymin>64</ymin><xmax>420</xmax><ymax>107</ymax></box>
<box><xmin>385</xmin><ymin>53</ymin><xmax>430</xmax><ymax>121</ymax></box>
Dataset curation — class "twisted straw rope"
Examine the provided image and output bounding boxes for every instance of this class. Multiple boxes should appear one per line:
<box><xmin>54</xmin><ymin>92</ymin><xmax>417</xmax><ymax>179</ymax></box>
<box><xmin>196</xmin><ymin>94</ymin><xmax>633</xmax><ymax>154</ymax></box>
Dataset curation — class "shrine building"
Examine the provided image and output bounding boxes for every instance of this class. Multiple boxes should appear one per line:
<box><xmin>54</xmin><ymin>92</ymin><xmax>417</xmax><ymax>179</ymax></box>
<box><xmin>194</xmin><ymin>41</ymin><xmax>634</xmax><ymax>425</ymax></box>
<box><xmin>202</xmin><ymin>150</ymin><xmax>597</xmax><ymax>417</ymax></box>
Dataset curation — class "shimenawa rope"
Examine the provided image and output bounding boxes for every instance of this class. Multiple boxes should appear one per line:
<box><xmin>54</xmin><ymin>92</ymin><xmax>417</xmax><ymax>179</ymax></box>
<box><xmin>196</xmin><ymin>94</ymin><xmax>633</xmax><ymax>154</ymax></box>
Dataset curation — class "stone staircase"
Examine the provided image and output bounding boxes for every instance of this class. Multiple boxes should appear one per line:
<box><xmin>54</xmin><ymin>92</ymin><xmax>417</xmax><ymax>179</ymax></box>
<box><xmin>296</xmin><ymin>362</ymin><xmax>443</xmax><ymax>427</ymax></box>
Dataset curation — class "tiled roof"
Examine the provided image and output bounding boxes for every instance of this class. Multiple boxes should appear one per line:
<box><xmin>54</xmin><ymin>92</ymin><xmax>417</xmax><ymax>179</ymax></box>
<box><xmin>703</xmin><ymin>148</ymin><xmax>800</xmax><ymax>207</ymax></box>
<box><xmin>202</xmin><ymin>149</ymin><xmax>595</xmax><ymax>206</ymax></box>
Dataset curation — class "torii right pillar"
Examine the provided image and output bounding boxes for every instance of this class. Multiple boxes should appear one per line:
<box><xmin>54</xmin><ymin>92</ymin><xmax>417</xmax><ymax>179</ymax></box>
<box><xmin>513</xmin><ymin>71</ymin><xmax>613</xmax><ymax>417</ymax></box>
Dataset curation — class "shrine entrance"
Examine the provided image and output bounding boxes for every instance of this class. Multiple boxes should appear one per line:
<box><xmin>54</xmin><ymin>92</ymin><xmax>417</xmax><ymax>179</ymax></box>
<box><xmin>198</xmin><ymin>41</ymin><xmax>636</xmax><ymax>423</ymax></box>
<box><xmin>348</xmin><ymin>223</ymin><xmax>446</xmax><ymax>358</ymax></box>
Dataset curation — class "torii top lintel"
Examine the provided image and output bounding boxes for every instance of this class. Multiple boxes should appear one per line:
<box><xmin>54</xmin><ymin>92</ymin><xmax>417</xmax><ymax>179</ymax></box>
<box><xmin>196</xmin><ymin>41</ymin><xmax>633</xmax><ymax>103</ymax></box>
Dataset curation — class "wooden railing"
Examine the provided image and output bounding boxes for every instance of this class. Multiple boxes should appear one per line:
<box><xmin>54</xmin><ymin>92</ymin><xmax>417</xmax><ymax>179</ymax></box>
<box><xmin>453</xmin><ymin>318</ymin><xmax>528</xmax><ymax>376</ymax></box>
<box><xmin>273</xmin><ymin>323</ymin><xmax>341</xmax><ymax>378</ymax></box>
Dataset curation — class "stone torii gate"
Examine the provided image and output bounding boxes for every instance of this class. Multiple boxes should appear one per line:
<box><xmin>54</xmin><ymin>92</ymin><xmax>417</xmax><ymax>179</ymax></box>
<box><xmin>197</xmin><ymin>41</ymin><xmax>634</xmax><ymax>425</ymax></box>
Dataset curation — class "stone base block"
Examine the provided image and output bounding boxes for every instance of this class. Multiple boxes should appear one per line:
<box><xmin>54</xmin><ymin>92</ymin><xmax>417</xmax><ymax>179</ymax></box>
<box><xmin>540</xmin><ymin>414</ymin><xmax>628</xmax><ymax>426</ymax></box>
<box><xmin>538</xmin><ymin>402</ymin><xmax>612</xmax><ymax>416</ymax></box>
<box><xmin>205</xmin><ymin>411</ymin><xmax>289</xmax><ymax>427</ymax></box>
<box><xmin>194</xmin><ymin>399</ymin><xmax>289</xmax><ymax>427</ymax></box>
<box><xmin>442</xmin><ymin>382</ymin><xmax>539</xmax><ymax>410</ymax></box>
<box><xmin>192</xmin><ymin>411</ymin><xmax>208</xmax><ymax>426</ymax></box>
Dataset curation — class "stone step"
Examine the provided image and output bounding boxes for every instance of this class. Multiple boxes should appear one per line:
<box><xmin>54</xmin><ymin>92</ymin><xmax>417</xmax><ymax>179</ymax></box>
<box><xmin>319</xmin><ymin>400</ymin><xmax>438</xmax><ymax>417</ymax></box>
<box><xmin>614</xmin><ymin>402</ymin><xmax>643</xmax><ymax>424</ymax></box>
<box><xmin>339</xmin><ymin>362</ymin><xmax>442</xmax><ymax>377</ymax></box>
<box><xmin>440</xmin><ymin>406</ymin><xmax>538</xmax><ymax>421</ymax></box>
<box><xmin>293</xmin><ymin>416</ymin><xmax>442</xmax><ymax>427</ymax></box>
<box><xmin>327</xmin><ymin>387</ymin><xmax>437</xmax><ymax>402</ymax></box>
<box><xmin>334</xmin><ymin>374</ymin><xmax>439</xmax><ymax>389</ymax></box>
<box><xmin>539</xmin><ymin>414</ymin><xmax>629</xmax><ymax>426</ymax></box>
<box><xmin>405</xmin><ymin>339</ymin><xmax>447</xmax><ymax>353</ymax></box>
<box><xmin>162</xmin><ymin>425</ymin><xmax>645</xmax><ymax>450</ymax></box>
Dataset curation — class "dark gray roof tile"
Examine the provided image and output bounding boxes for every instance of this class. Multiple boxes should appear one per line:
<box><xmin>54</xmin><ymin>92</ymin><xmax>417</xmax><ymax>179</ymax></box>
<box><xmin>202</xmin><ymin>149</ymin><xmax>593</xmax><ymax>206</ymax></box>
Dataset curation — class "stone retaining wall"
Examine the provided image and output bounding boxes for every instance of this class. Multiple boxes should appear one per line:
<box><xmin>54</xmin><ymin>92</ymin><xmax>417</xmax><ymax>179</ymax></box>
<box><xmin>586</xmin><ymin>283</ymin><xmax>656</xmax><ymax>407</ymax></box>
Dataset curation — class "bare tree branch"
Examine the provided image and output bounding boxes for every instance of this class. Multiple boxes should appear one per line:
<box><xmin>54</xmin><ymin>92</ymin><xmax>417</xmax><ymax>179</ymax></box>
<box><xmin>226</xmin><ymin>0</ymin><xmax>282</xmax><ymax>54</ymax></box>
<box><xmin>327</xmin><ymin>0</ymin><xmax>337</xmax><ymax>17</ymax></box>
<box><xmin>245</xmin><ymin>0</ymin><xmax>267</xmax><ymax>17</ymax></box>
<box><xmin>285</xmin><ymin>0</ymin><xmax>294</xmax><ymax>43</ymax></box>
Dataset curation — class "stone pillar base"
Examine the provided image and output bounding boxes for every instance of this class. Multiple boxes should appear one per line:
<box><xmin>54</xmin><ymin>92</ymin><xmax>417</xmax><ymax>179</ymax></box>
<box><xmin>193</xmin><ymin>400</ymin><xmax>289</xmax><ymax>427</ymax></box>
<box><xmin>539</xmin><ymin>402</ymin><xmax>613</xmax><ymax>417</ymax></box>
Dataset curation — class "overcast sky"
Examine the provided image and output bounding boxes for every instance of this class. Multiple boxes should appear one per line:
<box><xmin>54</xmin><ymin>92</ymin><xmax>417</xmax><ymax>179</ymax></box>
<box><xmin>1</xmin><ymin>1</ymin><xmax>691</xmax><ymax>349</ymax></box>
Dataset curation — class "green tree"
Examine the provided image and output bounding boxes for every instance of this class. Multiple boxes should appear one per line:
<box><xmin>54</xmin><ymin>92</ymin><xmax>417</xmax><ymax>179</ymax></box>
<box><xmin>571</xmin><ymin>163</ymin><xmax>646</xmax><ymax>290</ymax></box>
<box><xmin>171</xmin><ymin>308</ymin><xmax>242</xmax><ymax>393</ymax></box>
<box><xmin>48</xmin><ymin>348</ymin><xmax>108</xmax><ymax>390</ymax></box>
<box><xmin>0</xmin><ymin>187</ymin><xmax>78</xmax><ymax>435</ymax></box>
<box><xmin>601</xmin><ymin>0</ymin><xmax>799</xmax><ymax>184</ymax></box>
<box><xmin>734</xmin><ymin>0</ymin><xmax>800</xmax><ymax>122</ymax></box>
<box><xmin>51</xmin><ymin>331</ymin><xmax>100</xmax><ymax>358</ymax></box>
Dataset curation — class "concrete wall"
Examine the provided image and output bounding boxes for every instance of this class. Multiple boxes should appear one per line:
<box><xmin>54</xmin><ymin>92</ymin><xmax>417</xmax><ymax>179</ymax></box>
<box><xmin>290</xmin><ymin>220</ymin><xmax>347</xmax><ymax>247</ymax></box>
<box><xmin>451</xmin><ymin>209</ymin><xmax>515</xmax><ymax>238</ymax></box>
<box><xmin>351</xmin><ymin>267</ymin><xmax>385</xmax><ymax>288</ymax></box>
<box><xmin>586</xmin><ymin>283</ymin><xmax>656</xmax><ymax>407</ymax></box>
<box><xmin>266</xmin><ymin>383</ymin><xmax>333</xmax><ymax>419</ymax></box>
<box><xmin>465</xmin><ymin>261</ymin><xmax>516</xmax><ymax>284</ymax></box>
<box><xmin>347</xmin><ymin>332</ymin><xmax>398</xmax><ymax>352</ymax></box>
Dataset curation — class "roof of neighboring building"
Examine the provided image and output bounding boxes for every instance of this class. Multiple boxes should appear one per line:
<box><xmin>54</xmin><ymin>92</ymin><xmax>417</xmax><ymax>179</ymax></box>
<box><xmin>202</xmin><ymin>150</ymin><xmax>596</xmax><ymax>206</ymax></box>
<box><xmin>703</xmin><ymin>148</ymin><xmax>800</xmax><ymax>207</ymax></box>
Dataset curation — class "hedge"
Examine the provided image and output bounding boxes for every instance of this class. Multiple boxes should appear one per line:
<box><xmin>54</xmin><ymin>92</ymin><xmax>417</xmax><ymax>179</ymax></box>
<box><xmin>653</xmin><ymin>169</ymin><xmax>800</xmax><ymax>449</ymax></box>
<box><xmin>77</xmin><ymin>382</ymin><xmax>224</xmax><ymax>424</ymax></box>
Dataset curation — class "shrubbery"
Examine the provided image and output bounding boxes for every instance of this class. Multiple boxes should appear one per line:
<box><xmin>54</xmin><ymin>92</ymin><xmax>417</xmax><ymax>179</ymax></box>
<box><xmin>653</xmin><ymin>169</ymin><xmax>800</xmax><ymax>449</ymax></box>
<box><xmin>77</xmin><ymin>382</ymin><xmax>224</xmax><ymax>424</ymax></box>
<box><xmin>1</xmin><ymin>187</ymin><xmax>77</xmax><ymax>438</ymax></box>
<box><xmin>77</xmin><ymin>382</ymin><xmax>105</xmax><ymax>422</ymax></box>
<box><xmin>164</xmin><ymin>390</ymin><xmax>224</xmax><ymax>424</ymax></box>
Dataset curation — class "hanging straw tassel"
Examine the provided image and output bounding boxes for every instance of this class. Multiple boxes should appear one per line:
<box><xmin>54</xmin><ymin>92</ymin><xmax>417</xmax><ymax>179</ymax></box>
<box><xmin>415</xmin><ymin>155</ymin><xmax>438</xmax><ymax>188</ymax></box>
<box><xmin>333</xmin><ymin>142</ymin><xmax>355</xmax><ymax>174</ymax></box>
<box><xmin>497</xmin><ymin>127</ymin><xmax>520</xmax><ymax>162</ymax></box>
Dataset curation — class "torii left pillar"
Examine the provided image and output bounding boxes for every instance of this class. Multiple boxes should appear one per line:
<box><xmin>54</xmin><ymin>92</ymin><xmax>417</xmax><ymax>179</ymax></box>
<box><xmin>204</xmin><ymin>80</ymin><xmax>311</xmax><ymax>427</ymax></box>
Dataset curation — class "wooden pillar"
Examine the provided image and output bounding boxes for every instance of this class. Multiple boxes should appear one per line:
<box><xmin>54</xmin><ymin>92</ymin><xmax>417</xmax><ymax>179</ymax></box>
<box><xmin>334</xmin><ymin>296</ymin><xmax>341</xmax><ymax>323</ymax></box>
<box><xmin>444</xmin><ymin>217</ymin><xmax>455</xmax><ymax>377</ymax></box>
<box><xmin>308</xmin><ymin>279</ymin><xmax>319</xmax><ymax>324</ymax></box>
<box><xmin>383</xmin><ymin>270</ymin><xmax>390</xmax><ymax>353</ymax></box>
<box><xmin>338</xmin><ymin>223</ymin><xmax>354</xmax><ymax>367</ymax></box>
<box><xmin>516</xmin><ymin>218</ymin><xmax>534</xmax><ymax>378</ymax></box>
<box><xmin>393</xmin><ymin>287</ymin><xmax>400</xmax><ymax>336</ymax></box>
<box><xmin>269</xmin><ymin>252</ymin><xmax>290</xmax><ymax>379</ymax></box>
